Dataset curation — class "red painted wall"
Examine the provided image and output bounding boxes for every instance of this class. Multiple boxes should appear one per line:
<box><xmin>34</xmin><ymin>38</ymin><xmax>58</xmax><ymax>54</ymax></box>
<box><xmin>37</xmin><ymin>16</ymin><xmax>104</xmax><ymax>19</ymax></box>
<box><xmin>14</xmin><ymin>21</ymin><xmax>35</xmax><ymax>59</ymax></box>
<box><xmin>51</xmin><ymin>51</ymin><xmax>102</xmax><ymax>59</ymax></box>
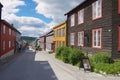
<box><xmin>0</xmin><ymin>20</ymin><xmax>16</xmax><ymax>57</ymax></box>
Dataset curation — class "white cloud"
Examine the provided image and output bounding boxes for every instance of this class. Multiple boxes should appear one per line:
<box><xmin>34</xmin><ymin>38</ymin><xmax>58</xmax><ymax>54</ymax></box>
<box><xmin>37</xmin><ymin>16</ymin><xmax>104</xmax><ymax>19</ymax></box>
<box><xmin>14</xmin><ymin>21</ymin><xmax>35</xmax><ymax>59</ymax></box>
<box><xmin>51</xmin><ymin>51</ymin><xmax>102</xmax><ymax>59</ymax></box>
<box><xmin>0</xmin><ymin>0</ymin><xmax>49</xmax><ymax>37</ymax></box>
<box><xmin>0</xmin><ymin>0</ymin><xmax>84</xmax><ymax>37</ymax></box>
<box><xmin>33</xmin><ymin>0</ymin><xmax>84</xmax><ymax>26</ymax></box>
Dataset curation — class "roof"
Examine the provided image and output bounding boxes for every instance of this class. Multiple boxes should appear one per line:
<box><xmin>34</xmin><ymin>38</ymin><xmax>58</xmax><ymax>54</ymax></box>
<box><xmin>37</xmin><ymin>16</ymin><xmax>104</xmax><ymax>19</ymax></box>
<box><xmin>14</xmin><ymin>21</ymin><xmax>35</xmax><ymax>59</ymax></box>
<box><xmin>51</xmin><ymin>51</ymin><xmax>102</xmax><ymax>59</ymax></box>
<box><xmin>65</xmin><ymin>0</ymin><xmax>86</xmax><ymax>15</ymax></box>
<box><xmin>53</xmin><ymin>21</ymin><xmax>66</xmax><ymax>29</ymax></box>
<box><xmin>1</xmin><ymin>20</ymin><xmax>21</xmax><ymax>34</ymax></box>
<box><xmin>0</xmin><ymin>3</ymin><xmax>3</xmax><ymax>8</ymax></box>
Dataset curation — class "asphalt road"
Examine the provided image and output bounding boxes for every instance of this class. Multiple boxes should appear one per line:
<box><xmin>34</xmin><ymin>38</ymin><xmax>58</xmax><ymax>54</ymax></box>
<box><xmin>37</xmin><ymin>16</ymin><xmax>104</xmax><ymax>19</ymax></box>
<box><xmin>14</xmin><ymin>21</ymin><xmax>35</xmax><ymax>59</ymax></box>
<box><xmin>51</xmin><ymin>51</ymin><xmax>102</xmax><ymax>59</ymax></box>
<box><xmin>0</xmin><ymin>48</ymin><xmax>120</xmax><ymax>80</ymax></box>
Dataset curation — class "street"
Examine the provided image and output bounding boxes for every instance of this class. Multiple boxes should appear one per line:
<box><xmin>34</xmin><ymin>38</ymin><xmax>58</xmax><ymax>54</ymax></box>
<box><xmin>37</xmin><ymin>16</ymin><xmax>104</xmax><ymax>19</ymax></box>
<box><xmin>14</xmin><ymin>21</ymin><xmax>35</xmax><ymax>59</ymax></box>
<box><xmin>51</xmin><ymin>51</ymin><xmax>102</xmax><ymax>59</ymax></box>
<box><xmin>0</xmin><ymin>48</ymin><xmax>120</xmax><ymax>80</ymax></box>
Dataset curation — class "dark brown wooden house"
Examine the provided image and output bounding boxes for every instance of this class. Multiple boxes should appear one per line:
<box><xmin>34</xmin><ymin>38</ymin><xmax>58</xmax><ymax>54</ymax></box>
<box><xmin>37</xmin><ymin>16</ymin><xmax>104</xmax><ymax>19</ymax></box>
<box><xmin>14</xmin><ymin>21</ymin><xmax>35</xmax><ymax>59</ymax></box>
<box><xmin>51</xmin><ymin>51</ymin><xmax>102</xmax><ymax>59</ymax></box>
<box><xmin>65</xmin><ymin>0</ymin><xmax>120</xmax><ymax>59</ymax></box>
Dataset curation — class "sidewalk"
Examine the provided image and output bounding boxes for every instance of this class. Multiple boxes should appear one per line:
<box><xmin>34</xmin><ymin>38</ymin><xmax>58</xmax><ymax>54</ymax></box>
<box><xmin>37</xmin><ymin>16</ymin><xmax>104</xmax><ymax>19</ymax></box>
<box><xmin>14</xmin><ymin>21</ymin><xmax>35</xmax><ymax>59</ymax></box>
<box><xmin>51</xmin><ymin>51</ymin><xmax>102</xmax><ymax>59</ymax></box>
<box><xmin>36</xmin><ymin>51</ymin><xmax>120</xmax><ymax>80</ymax></box>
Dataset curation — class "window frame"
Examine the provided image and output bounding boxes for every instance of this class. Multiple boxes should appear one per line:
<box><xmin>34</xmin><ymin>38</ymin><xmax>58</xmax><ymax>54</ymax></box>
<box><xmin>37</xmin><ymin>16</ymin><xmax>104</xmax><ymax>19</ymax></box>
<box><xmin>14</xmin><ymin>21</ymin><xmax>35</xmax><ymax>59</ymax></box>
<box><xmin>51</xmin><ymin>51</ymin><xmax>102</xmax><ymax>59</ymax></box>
<box><xmin>78</xmin><ymin>31</ymin><xmax>84</xmax><ymax>47</ymax></box>
<box><xmin>92</xmin><ymin>28</ymin><xmax>102</xmax><ymax>48</ymax></box>
<box><xmin>70</xmin><ymin>32</ymin><xmax>75</xmax><ymax>45</ymax></box>
<box><xmin>9</xmin><ymin>28</ymin><xmax>12</xmax><ymax>35</ymax></box>
<box><xmin>70</xmin><ymin>14</ymin><xmax>75</xmax><ymax>27</ymax></box>
<box><xmin>78</xmin><ymin>9</ymin><xmax>84</xmax><ymax>25</ymax></box>
<box><xmin>3</xmin><ymin>25</ymin><xmax>6</xmax><ymax>34</ymax></box>
<box><xmin>92</xmin><ymin>0</ymin><xmax>102</xmax><ymax>20</ymax></box>
<box><xmin>9</xmin><ymin>41</ymin><xmax>11</xmax><ymax>48</ymax></box>
<box><xmin>3</xmin><ymin>41</ymin><xmax>5</xmax><ymax>50</ymax></box>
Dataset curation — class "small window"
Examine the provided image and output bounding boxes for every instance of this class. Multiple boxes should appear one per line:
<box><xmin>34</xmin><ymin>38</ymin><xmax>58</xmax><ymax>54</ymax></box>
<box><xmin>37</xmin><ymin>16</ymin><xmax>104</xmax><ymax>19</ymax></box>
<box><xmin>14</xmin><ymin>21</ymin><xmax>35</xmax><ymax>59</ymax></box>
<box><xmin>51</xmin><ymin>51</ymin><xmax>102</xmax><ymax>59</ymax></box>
<box><xmin>78</xmin><ymin>9</ymin><xmax>84</xmax><ymax>24</ymax></box>
<box><xmin>70</xmin><ymin>33</ymin><xmax>75</xmax><ymax>45</ymax></box>
<box><xmin>3</xmin><ymin>41</ymin><xmax>5</xmax><ymax>50</ymax></box>
<box><xmin>92</xmin><ymin>28</ymin><xmax>102</xmax><ymax>48</ymax></box>
<box><xmin>61</xmin><ymin>28</ymin><xmax>65</xmax><ymax>37</ymax></box>
<box><xmin>3</xmin><ymin>25</ymin><xmax>6</xmax><ymax>34</ymax></box>
<box><xmin>78</xmin><ymin>31</ymin><xmax>84</xmax><ymax>46</ymax></box>
<box><xmin>9</xmin><ymin>29</ymin><xmax>11</xmax><ymax>35</ymax></box>
<box><xmin>9</xmin><ymin>41</ymin><xmax>11</xmax><ymax>48</ymax></box>
<box><xmin>92</xmin><ymin>0</ymin><xmax>102</xmax><ymax>20</ymax></box>
<box><xmin>70</xmin><ymin>14</ymin><xmax>75</xmax><ymax>27</ymax></box>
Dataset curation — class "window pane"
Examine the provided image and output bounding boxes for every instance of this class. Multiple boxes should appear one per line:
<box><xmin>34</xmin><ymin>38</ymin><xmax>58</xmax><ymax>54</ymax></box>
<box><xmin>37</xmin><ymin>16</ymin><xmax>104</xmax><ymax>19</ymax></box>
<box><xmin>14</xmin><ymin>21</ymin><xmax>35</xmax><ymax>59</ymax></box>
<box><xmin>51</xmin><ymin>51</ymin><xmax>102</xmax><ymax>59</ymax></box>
<box><xmin>71</xmin><ymin>14</ymin><xmax>75</xmax><ymax>26</ymax></box>
<box><xmin>93</xmin><ymin>0</ymin><xmax>101</xmax><ymax>19</ymax></box>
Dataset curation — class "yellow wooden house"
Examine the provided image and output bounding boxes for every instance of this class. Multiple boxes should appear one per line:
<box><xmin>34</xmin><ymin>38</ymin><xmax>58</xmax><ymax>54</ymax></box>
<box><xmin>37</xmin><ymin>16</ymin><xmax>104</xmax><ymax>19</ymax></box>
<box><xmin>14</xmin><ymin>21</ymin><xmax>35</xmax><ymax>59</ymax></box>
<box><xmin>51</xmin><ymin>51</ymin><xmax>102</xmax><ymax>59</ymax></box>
<box><xmin>53</xmin><ymin>21</ymin><xmax>66</xmax><ymax>52</ymax></box>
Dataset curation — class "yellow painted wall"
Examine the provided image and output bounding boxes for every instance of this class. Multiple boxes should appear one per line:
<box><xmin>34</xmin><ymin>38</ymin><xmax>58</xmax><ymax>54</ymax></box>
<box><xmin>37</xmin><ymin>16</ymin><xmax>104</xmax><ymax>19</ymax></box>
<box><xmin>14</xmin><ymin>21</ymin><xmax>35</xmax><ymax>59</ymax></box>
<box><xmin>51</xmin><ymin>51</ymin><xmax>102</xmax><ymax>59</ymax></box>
<box><xmin>53</xmin><ymin>21</ymin><xmax>66</xmax><ymax>51</ymax></box>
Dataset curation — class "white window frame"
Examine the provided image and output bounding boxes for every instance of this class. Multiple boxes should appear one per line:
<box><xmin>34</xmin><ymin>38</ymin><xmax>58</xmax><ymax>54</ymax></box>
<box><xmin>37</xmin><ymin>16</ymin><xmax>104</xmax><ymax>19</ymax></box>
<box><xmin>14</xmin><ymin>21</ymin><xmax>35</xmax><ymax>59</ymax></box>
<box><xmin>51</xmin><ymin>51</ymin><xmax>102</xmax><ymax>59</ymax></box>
<box><xmin>78</xmin><ymin>9</ymin><xmax>84</xmax><ymax>24</ymax></box>
<box><xmin>92</xmin><ymin>0</ymin><xmax>102</xmax><ymax>19</ymax></box>
<box><xmin>3</xmin><ymin>41</ymin><xmax>5</xmax><ymax>50</ymax></box>
<box><xmin>92</xmin><ymin>28</ymin><xmax>102</xmax><ymax>48</ymax></box>
<box><xmin>9</xmin><ymin>29</ymin><xmax>11</xmax><ymax>35</ymax></box>
<box><xmin>70</xmin><ymin>14</ymin><xmax>75</xmax><ymax>27</ymax></box>
<box><xmin>78</xmin><ymin>31</ymin><xmax>84</xmax><ymax>46</ymax></box>
<box><xmin>70</xmin><ymin>33</ymin><xmax>75</xmax><ymax>45</ymax></box>
<box><xmin>3</xmin><ymin>25</ymin><xmax>6</xmax><ymax>34</ymax></box>
<box><xmin>9</xmin><ymin>41</ymin><xmax>11</xmax><ymax>48</ymax></box>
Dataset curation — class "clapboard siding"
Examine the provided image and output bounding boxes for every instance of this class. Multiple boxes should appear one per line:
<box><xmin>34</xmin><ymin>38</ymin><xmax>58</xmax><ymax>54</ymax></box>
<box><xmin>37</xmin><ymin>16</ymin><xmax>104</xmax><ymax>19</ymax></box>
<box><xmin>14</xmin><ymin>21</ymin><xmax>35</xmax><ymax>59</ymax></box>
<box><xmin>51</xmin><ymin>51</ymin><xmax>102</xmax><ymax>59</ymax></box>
<box><xmin>112</xmin><ymin>0</ymin><xmax>120</xmax><ymax>59</ymax></box>
<box><xmin>66</xmin><ymin>0</ymin><xmax>113</xmax><ymax>56</ymax></box>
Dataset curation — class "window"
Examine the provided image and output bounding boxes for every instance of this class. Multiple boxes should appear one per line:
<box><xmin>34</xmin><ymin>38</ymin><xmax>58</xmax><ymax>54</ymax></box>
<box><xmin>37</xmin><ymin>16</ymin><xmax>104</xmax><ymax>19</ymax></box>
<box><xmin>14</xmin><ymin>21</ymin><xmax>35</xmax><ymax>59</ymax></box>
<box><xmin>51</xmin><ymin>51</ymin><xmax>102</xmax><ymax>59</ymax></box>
<box><xmin>3</xmin><ymin>25</ymin><xmax>6</xmax><ymax>34</ymax></box>
<box><xmin>78</xmin><ymin>31</ymin><xmax>84</xmax><ymax>46</ymax></box>
<box><xmin>61</xmin><ymin>41</ymin><xmax>65</xmax><ymax>46</ymax></box>
<box><xmin>118</xmin><ymin>26</ymin><xmax>120</xmax><ymax>50</ymax></box>
<box><xmin>70</xmin><ymin>33</ymin><xmax>75</xmax><ymax>45</ymax></box>
<box><xmin>78</xmin><ymin>9</ymin><xmax>84</xmax><ymax>24</ymax></box>
<box><xmin>9</xmin><ymin>41</ymin><xmax>11</xmax><ymax>48</ymax></box>
<box><xmin>92</xmin><ymin>0</ymin><xmax>102</xmax><ymax>19</ymax></box>
<box><xmin>70</xmin><ymin>14</ymin><xmax>75</xmax><ymax>27</ymax></box>
<box><xmin>3</xmin><ymin>41</ymin><xmax>5</xmax><ymax>50</ymax></box>
<box><xmin>9</xmin><ymin>29</ymin><xmax>11</xmax><ymax>35</ymax></box>
<box><xmin>119</xmin><ymin>0</ymin><xmax>120</xmax><ymax>14</ymax></box>
<box><xmin>92</xmin><ymin>28</ymin><xmax>102</xmax><ymax>48</ymax></box>
<box><xmin>61</xmin><ymin>28</ymin><xmax>65</xmax><ymax>37</ymax></box>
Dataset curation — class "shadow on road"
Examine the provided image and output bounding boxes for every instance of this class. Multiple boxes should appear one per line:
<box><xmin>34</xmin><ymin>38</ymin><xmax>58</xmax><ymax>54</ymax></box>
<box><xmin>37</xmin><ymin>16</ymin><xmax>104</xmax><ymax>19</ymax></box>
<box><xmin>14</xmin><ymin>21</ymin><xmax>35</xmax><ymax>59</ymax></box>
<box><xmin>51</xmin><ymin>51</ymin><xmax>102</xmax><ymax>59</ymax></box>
<box><xmin>0</xmin><ymin>49</ymin><xmax>58</xmax><ymax>80</ymax></box>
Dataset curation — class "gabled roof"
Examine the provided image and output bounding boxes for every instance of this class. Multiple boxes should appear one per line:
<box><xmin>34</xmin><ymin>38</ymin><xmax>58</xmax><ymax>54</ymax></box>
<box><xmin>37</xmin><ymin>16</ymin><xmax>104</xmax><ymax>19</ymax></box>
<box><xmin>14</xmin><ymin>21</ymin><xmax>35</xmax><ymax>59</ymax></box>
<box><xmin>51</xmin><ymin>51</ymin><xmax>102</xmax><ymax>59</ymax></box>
<box><xmin>53</xmin><ymin>21</ymin><xmax>66</xmax><ymax>29</ymax></box>
<box><xmin>1</xmin><ymin>20</ymin><xmax>21</xmax><ymax>34</ymax></box>
<box><xmin>65</xmin><ymin>0</ymin><xmax>87</xmax><ymax>15</ymax></box>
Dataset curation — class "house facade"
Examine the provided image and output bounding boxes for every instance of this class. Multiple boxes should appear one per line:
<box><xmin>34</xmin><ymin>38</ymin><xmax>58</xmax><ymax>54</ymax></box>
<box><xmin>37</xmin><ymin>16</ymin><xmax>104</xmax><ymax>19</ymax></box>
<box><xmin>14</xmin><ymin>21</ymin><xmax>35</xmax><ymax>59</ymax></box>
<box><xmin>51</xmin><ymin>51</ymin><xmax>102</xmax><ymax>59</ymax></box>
<box><xmin>0</xmin><ymin>20</ymin><xmax>16</xmax><ymax>59</ymax></box>
<box><xmin>45</xmin><ymin>30</ymin><xmax>54</xmax><ymax>51</ymax></box>
<box><xmin>65</xmin><ymin>0</ymin><xmax>120</xmax><ymax>59</ymax></box>
<box><xmin>39</xmin><ymin>35</ymin><xmax>46</xmax><ymax>50</ymax></box>
<box><xmin>53</xmin><ymin>21</ymin><xmax>66</xmax><ymax>52</ymax></box>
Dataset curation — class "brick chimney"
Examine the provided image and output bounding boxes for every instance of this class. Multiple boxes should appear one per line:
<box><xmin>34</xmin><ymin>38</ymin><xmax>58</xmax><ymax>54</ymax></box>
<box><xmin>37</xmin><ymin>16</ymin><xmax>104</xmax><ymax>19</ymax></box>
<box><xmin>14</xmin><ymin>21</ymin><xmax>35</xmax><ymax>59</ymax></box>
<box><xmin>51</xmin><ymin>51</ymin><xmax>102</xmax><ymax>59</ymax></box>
<box><xmin>0</xmin><ymin>3</ymin><xmax>3</xmax><ymax>20</ymax></box>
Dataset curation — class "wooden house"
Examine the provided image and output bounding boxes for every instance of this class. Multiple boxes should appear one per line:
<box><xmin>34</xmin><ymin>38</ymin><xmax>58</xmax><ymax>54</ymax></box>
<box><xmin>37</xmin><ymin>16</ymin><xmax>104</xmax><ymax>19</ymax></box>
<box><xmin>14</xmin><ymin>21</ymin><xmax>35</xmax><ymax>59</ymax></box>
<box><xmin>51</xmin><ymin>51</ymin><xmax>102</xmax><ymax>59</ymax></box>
<box><xmin>65</xmin><ymin>0</ymin><xmax>120</xmax><ymax>59</ymax></box>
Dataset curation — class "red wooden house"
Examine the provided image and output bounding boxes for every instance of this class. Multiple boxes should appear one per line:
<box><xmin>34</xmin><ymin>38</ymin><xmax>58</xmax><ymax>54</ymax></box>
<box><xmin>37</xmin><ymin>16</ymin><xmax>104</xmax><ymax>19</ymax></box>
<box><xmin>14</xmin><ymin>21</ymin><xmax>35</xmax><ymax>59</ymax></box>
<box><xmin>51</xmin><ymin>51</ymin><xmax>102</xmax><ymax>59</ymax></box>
<box><xmin>0</xmin><ymin>20</ymin><xmax>17</xmax><ymax>59</ymax></box>
<box><xmin>0</xmin><ymin>3</ymin><xmax>20</xmax><ymax>59</ymax></box>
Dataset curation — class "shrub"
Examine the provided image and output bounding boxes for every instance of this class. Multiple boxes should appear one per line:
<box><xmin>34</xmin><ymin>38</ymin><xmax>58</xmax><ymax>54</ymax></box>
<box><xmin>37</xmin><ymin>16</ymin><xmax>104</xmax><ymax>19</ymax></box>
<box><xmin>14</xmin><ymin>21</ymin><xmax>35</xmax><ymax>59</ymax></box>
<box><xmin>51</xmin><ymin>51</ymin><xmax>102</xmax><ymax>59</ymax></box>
<box><xmin>94</xmin><ymin>62</ymin><xmax>120</xmax><ymax>75</ymax></box>
<box><xmin>55</xmin><ymin>46</ymin><xmax>65</xmax><ymax>59</ymax></box>
<box><xmin>61</xmin><ymin>47</ymin><xmax>72</xmax><ymax>63</ymax></box>
<box><xmin>92</xmin><ymin>52</ymin><xmax>111</xmax><ymax>64</ymax></box>
<box><xmin>70</xmin><ymin>49</ymin><xmax>84</xmax><ymax>65</ymax></box>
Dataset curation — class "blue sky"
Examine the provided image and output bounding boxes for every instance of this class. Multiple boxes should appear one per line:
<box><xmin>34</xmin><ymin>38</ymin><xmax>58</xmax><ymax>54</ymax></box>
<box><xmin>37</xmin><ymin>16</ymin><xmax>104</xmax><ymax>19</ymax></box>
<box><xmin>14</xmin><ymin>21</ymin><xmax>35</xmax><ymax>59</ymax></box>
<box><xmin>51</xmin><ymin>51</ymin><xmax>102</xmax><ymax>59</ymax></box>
<box><xmin>16</xmin><ymin>0</ymin><xmax>52</xmax><ymax>23</ymax></box>
<box><xmin>0</xmin><ymin>0</ymin><xmax>83</xmax><ymax>37</ymax></box>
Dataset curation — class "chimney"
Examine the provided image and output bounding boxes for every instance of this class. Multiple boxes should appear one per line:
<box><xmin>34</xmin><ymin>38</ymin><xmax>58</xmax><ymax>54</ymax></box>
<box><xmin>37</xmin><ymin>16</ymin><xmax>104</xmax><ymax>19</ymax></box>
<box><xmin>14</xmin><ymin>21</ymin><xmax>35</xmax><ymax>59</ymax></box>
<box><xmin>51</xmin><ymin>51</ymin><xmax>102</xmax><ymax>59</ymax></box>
<box><xmin>0</xmin><ymin>3</ymin><xmax>3</xmax><ymax>20</ymax></box>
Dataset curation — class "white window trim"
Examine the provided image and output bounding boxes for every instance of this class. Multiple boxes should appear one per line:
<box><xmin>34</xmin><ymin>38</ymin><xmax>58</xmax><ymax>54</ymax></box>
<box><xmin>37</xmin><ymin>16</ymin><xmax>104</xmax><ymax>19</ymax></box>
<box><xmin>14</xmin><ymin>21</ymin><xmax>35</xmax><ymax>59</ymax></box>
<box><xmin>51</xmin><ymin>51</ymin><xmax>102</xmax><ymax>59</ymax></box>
<box><xmin>78</xmin><ymin>31</ymin><xmax>84</xmax><ymax>46</ymax></box>
<box><xmin>9</xmin><ymin>29</ymin><xmax>11</xmax><ymax>35</ymax></box>
<box><xmin>78</xmin><ymin>9</ymin><xmax>84</xmax><ymax>24</ymax></box>
<box><xmin>3</xmin><ymin>25</ymin><xmax>6</xmax><ymax>34</ymax></box>
<box><xmin>70</xmin><ymin>14</ymin><xmax>75</xmax><ymax>27</ymax></box>
<box><xmin>92</xmin><ymin>0</ymin><xmax>102</xmax><ymax>19</ymax></box>
<box><xmin>70</xmin><ymin>33</ymin><xmax>75</xmax><ymax>45</ymax></box>
<box><xmin>92</xmin><ymin>28</ymin><xmax>102</xmax><ymax>48</ymax></box>
<box><xmin>3</xmin><ymin>41</ymin><xmax>5</xmax><ymax>50</ymax></box>
<box><xmin>9</xmin><ymin>41</ymin><xmax>11</xmax><ymax>48</ymax></box>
